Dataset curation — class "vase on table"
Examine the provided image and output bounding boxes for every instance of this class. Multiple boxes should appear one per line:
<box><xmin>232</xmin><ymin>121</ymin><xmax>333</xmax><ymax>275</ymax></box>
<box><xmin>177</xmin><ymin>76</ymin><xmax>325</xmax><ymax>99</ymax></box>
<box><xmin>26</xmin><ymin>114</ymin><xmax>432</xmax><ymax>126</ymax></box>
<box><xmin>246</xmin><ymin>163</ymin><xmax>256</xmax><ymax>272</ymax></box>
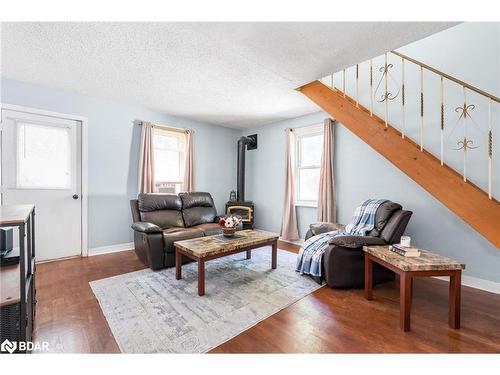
<box><xmin>222</xmin><ymin>227</ymin><xmax>236</xmax><ymax>237</ymax></box>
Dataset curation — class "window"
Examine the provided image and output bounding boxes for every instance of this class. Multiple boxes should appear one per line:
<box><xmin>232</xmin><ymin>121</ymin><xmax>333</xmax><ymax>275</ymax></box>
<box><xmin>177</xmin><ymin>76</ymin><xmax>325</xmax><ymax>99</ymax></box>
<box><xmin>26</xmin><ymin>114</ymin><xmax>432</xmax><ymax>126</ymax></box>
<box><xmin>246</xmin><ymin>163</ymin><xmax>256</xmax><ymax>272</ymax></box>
<box><xmin>294</xmin><ymin>124</ymin><xmax>324</xmax><ymax>207</ymax></box>
<box><xmin>153</xmin><ymin>128</ymin><xmax>186</xmax><ymax>194</ymax></box>
<box><xmin>16</xmin><ymin>121</ymin><xmax>74</xmax><ymax>189</ymax></box>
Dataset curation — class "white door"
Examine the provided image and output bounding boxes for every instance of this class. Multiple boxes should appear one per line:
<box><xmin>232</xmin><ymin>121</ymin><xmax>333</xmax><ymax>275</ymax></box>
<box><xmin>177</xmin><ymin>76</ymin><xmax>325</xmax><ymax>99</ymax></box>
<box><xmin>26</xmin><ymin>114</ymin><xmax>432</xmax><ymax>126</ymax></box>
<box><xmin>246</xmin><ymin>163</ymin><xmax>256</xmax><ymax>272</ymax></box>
<box><xmin>1</xmin><ymin>109</ymin><xmax>82</xmax><ymax>261</ymax></box>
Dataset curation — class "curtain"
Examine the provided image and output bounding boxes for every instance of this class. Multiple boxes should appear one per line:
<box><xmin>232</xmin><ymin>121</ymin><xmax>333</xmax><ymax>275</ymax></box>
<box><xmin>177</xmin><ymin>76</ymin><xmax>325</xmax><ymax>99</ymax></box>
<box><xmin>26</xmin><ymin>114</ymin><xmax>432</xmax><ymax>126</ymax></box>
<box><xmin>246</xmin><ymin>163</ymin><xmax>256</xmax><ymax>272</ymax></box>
<box><xmin>280</xmin><ymin>128</ymin><xmax>300</xmax><ymax>240</ymax></box>
<box><xmin>138</xmin><ymin>122</ymin><xmax>156</xmax><ymax>194</ymax></box>
<box><xmin>317</xmin><ymin>118</ymin><xmax>336</xmax><ymax>222</ymax></box>
<box><xmin>183</xmin><ymin>129</ymin><xmax>195</xmax><ymax>192</ymax></box>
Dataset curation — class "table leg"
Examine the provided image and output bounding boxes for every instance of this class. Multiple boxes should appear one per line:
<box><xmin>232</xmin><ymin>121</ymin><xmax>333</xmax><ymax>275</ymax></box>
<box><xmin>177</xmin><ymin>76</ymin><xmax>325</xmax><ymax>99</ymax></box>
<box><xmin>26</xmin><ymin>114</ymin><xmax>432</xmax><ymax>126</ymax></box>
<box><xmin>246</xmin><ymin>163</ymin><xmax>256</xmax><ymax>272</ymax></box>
<box><xmin>175</xmin><ymin>250</ymin><xmax>182</xmax><ymax>280</ymax></box>
<box><xmin>246</xmin><ymin>250</ymin><xmax>251</xmax><ymax>259</ymax></box>
<box><xmin>271</xmin><ymin>241</ymin><xmax>277</xmax><ymax>269</ymax></box>
<box><xmin>364</xmin><ymin>254</ymin><xmax>373</xmax><ymax>300</ymax></box>
<box><xmin>449</xmin><ymin>270</ymin><xmax>461</xmax><ymax>329</ymax></box>
<box><xmin>400</xmin><ymin>273</ymin><xmax>412</xmax><ymax>331</ymax></box>
<box><xmin>410</xmin><ymin>277</ymin><xmax>413</xmax><ymax>299</ymax></box>
<box><xmin>198</xmin><ymin>260</ymin><xmax>205</xmax><ymax>296</ymax></box>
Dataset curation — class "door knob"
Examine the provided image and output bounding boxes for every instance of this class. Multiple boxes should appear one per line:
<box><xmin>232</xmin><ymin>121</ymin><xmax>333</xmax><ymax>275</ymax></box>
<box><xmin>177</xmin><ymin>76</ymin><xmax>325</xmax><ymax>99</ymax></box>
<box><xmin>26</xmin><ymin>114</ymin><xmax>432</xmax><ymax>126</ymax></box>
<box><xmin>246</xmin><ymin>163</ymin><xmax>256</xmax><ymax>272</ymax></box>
<box><xmin>72</xmin><ymin>194</ymin><xmax>79</xmax><ymax>200</ymax></box>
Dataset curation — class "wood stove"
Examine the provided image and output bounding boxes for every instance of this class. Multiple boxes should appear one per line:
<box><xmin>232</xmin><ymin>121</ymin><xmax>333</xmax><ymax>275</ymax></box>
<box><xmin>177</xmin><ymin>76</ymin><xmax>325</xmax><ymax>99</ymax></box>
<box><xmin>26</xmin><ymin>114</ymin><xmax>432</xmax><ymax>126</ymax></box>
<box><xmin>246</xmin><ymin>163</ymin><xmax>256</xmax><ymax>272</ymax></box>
<box><xmin>226</xmin><ymin>135</ymin><xmax>257</xmax><ymax>230</ymax></box>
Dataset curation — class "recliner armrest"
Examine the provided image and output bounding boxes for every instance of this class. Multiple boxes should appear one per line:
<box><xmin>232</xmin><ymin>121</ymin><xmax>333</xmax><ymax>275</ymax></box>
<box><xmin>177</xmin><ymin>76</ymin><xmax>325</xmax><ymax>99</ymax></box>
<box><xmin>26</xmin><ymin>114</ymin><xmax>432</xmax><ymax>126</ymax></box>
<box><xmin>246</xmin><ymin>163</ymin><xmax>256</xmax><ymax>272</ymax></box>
<box><xmin>131</xmin><ymin>222</ymin><xmax>162</xmax><ymax>233</ymax></box>
<box><xmin>328</xmin><ymin>235</ymin><xmax>386</xmax><ymax>248</ymax></box>
<box><xmin>310</xmin><ymin>222</ymin><xmax>345</xmax><ymax>236</ymax></box>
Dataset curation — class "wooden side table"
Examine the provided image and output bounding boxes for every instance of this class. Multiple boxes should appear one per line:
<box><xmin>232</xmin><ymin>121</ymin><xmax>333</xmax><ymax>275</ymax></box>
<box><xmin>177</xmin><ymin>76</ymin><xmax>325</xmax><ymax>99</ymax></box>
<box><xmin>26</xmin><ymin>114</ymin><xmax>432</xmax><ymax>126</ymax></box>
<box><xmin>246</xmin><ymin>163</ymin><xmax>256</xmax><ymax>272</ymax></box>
<box><xmin>363</xmin><ymin>245</ymin><xmax>465</xmax><ymax>332</ymax></box>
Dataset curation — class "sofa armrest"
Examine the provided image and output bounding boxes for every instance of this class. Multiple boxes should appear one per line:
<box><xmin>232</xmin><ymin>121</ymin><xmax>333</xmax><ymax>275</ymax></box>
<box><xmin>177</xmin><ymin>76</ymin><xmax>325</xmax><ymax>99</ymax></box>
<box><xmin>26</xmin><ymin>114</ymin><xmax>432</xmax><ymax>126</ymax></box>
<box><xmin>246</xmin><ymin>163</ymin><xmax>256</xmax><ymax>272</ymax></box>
<box><xmin>328</xmin><ymin>235</ymin><xmax>386</xmax><ymax>248</ymax></box>
<box><xmin>131</xmin><ymin>222</ymin><xmax>162</xmax><ymax>233</ymax></box>
<box><xmin>310</xmin><ymin>222</ymin><xmax>345</xmax><ymax>236</ymax></box>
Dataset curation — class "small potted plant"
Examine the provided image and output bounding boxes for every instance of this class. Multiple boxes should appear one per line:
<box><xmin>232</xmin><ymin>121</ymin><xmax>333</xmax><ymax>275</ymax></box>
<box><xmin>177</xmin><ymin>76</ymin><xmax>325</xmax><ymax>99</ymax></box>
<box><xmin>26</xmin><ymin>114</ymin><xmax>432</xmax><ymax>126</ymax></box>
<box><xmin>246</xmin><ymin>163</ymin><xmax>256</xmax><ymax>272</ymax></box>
<box><xmin>218</xmin><ymin>215</ymin><xmax>241</xmax><ymax>237</ymax></box>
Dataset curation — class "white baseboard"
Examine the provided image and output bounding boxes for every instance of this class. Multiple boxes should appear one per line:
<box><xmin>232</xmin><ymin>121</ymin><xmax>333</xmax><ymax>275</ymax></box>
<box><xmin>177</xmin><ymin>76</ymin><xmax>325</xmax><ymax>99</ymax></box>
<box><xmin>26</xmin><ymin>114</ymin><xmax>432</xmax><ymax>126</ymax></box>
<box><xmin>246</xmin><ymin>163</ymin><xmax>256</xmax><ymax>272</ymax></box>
<box><xmin>88</xmin><ymin>242</ymin><xmax>134</xmax><ymax>256</ymax></box>
<box><xmin>433</xmin><ymin>275</ymin><xmax>500</xmax><ymax>295</ymax></box>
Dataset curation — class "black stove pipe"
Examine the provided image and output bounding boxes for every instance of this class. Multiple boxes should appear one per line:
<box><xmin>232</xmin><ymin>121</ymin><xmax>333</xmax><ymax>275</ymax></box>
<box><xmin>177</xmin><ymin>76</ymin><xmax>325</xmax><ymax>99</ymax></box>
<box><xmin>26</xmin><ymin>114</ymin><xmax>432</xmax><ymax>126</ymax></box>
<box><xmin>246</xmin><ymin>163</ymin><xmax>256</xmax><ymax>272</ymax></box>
<box><xmin>237</xmin><ymin>136</ymin><xmax>248</xmax><ymax>202</ymax></box>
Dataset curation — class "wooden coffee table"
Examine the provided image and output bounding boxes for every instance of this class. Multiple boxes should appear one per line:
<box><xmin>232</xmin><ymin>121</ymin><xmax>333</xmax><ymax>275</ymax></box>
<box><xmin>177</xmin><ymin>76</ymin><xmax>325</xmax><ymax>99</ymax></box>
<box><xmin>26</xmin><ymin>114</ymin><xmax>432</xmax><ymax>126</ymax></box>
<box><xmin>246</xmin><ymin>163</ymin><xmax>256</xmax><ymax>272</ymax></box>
<box><xmin>174</xmin><ymin>229</ymin><xmax>279</xmax><ymax>296</ymax></box>
<box><xmin>363</xmin><ymin>245</ymin><xmax>465</xmax><ymax>332</ymax></box>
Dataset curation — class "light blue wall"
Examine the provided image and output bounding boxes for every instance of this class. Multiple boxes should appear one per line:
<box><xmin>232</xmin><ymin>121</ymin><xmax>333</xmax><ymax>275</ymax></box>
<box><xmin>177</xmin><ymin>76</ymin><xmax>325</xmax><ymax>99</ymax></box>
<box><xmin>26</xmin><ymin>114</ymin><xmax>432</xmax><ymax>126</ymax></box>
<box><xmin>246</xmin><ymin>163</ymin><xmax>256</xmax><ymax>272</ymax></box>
<box><xmin>243</xmin><ymin>22</ymin><xmax>500</xmax><ymax>283</ymax></box>
<box><xmin>243</xmin><ymin>111</ymin><xmax>324</xmax><ymax>238</ymax></box>
<box><xmin>243</xmin><ymin>110</ymin><xmax>500</xmax><ymax>282</ymax></box>
<box><xmin>1</xmin><ymin>78</ymin><xmax>241</xmax><ymax>248</ymax></box>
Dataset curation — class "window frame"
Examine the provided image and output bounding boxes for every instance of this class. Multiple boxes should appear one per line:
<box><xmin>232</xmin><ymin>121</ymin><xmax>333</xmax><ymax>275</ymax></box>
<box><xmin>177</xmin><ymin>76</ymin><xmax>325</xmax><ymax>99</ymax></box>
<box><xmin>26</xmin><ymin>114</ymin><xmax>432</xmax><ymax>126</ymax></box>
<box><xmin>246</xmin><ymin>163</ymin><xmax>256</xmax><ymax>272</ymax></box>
<box><xmin>15</xmin><ymin>119</ymin><xmax>76</xmax><ymax>190</ymax></box>
<box><xmin>152</xmin><ymin>127</ymin><xmax>186</xmax><ymax>194</ymax></box>
<box><xmin>293</xmin><ymin>123</ymin><xmax>324</xmax><ymax>208</ymax></box>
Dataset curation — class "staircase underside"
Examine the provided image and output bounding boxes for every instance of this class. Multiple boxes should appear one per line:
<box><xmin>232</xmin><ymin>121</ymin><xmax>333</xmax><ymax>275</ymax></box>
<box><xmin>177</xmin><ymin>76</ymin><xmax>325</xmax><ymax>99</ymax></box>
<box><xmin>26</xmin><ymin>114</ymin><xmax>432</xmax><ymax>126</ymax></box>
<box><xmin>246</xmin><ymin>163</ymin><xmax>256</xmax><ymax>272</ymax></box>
<box><xmin>298</xmin><ymin>80</ymin><xmax>500</xmax><ymax>249</ymax></box>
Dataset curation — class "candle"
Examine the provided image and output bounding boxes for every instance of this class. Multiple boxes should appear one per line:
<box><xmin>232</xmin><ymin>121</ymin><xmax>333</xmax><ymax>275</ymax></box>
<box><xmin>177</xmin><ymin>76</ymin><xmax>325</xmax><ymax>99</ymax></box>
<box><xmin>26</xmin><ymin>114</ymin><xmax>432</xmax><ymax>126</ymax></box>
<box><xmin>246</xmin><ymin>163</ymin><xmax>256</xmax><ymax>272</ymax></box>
<box><xmin>400</xmin><ymin>236</ymin><xmax>411</xmax><ymax>247</ymax></box>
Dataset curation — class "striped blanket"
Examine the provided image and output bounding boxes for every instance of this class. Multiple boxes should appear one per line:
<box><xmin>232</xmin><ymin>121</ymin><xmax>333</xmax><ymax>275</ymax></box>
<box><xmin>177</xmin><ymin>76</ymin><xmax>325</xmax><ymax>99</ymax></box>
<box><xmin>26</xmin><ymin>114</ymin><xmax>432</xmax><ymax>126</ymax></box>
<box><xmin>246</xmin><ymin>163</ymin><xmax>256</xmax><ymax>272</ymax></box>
<box><xmin>295</xmin><ymin>199</ymin><xmax>387</xmax><ymax>278</ymax></box>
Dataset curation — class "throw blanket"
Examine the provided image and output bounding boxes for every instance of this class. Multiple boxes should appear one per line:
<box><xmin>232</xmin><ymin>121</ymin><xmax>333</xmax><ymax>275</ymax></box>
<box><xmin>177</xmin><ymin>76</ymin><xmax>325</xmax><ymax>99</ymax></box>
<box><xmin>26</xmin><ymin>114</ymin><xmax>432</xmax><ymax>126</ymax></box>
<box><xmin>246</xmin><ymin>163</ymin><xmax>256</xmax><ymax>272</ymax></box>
<box><xmin>295</xmin><ymin>199</ymin><xmax>387</xmax><ymax>278</ymax></box>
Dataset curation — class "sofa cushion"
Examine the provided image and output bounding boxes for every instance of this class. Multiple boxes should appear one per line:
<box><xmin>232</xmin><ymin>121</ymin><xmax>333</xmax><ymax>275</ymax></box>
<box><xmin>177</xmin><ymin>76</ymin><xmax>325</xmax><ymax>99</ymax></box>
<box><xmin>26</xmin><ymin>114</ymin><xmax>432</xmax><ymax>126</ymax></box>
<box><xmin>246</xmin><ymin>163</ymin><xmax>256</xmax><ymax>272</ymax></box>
<box><xmin>380</xmin><ymin>210</ymin><xmax>413</xmax><ymax>244</ymax></box>
<box><xmin>179</xmin><ymin>192</ymin><xmax>217</xmax><ymax>227</ymax></box>
<box><xmin>192</xmin><ymin>223</ymin><xmax>222</xmax><ymax>236</ymax></box>
<box><xmin>367</xmin><ymin>201</ymin><xmax>402</xmax><ymax>237</ymax></box>
<box><xmin>138</xmin><ymin>193</ymin><xmax>182</xmax><ymax>211</ymax></box>
<box><xmin>162</xmin><ymin>227</ymin><xmax>204</xmax><ymax>254</ymax></box>
<box><xmin>138</xmin><ymin>193</ymin><xmax>184</xmax><ymax>229</ymax></box>
<box><xmin>179</xmin><ymin>192</ymin><xmax>214</xmax><ymax>209</ymax></box>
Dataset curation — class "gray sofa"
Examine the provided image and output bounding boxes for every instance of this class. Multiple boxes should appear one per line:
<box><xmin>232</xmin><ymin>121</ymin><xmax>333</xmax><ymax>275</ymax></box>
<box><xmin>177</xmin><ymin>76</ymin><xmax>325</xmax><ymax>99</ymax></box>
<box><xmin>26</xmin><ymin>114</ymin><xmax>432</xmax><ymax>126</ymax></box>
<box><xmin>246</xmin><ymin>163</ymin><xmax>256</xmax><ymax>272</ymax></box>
<box><xmin>305</xmin><ymin>201</ymin><xmax>412</xmax><ymax>288</ymax></box>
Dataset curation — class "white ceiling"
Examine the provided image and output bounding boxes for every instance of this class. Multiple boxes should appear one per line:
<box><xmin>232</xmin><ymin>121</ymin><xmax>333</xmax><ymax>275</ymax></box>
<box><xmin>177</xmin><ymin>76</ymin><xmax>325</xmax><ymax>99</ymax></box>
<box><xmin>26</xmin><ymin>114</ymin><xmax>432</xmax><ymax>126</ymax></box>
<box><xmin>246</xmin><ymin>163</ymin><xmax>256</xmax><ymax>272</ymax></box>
<box><xmin>1</xmin><ymin>22</ymin><xmax>456</xmax><ymax>128</ymax></box>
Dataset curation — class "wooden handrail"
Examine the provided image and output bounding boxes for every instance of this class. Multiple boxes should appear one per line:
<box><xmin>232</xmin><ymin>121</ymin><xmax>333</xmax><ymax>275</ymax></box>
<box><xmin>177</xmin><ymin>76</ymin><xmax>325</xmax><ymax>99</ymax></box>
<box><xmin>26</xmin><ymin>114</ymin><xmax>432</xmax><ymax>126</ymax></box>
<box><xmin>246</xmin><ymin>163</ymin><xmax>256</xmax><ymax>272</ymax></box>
<box><xmin>391</xmin><ymin>50</ymin><xmax>500</xmax><ymax>103</ymax></box>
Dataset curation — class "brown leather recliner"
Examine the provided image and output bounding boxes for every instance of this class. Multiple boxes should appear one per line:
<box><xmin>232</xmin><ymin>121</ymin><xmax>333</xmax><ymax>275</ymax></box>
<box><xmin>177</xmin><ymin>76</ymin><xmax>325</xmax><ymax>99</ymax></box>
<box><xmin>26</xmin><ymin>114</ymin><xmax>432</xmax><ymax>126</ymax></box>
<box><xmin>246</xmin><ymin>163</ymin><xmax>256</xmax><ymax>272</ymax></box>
<box><xmin>130</xmin><ymin>192</ymin><xmax>225</xmax><ymax>270</ymax></box>
<box><xmin>305</xmin><ymin>201</ymin><xmax>412</xmax><ymax>288</ymax></box>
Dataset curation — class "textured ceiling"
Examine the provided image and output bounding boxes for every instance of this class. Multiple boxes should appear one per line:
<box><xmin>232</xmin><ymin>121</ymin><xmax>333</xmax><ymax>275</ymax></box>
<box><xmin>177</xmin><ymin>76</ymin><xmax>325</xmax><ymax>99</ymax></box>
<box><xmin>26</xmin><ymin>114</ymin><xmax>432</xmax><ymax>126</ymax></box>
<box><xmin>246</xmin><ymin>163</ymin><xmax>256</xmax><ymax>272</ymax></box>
<box><xmin>1</xmin><ymin>22</ymin><xmax>456</xmax><ymax>128</ymax></box>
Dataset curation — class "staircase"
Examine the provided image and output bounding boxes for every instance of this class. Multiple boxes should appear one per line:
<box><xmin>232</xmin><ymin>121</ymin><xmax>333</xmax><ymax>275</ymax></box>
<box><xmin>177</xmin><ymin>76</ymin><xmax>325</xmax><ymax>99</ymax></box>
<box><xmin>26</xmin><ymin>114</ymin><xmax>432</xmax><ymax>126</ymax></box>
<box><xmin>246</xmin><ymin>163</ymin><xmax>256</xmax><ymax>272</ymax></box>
<box><xmin>297</xmin><ymin>52</ymin><xmax>500</xmax><ymax>248</ymax></box>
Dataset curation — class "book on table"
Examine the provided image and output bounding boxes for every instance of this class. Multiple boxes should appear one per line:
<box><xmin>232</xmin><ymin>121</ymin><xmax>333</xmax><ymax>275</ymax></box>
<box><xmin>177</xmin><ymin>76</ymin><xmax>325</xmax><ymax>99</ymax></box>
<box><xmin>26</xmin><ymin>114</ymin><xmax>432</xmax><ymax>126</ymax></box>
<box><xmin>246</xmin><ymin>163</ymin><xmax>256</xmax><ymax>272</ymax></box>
<box><xmin>389</xmin><ymin>244</ymin><xmax>421</xmax><ymax>257</ymax></box>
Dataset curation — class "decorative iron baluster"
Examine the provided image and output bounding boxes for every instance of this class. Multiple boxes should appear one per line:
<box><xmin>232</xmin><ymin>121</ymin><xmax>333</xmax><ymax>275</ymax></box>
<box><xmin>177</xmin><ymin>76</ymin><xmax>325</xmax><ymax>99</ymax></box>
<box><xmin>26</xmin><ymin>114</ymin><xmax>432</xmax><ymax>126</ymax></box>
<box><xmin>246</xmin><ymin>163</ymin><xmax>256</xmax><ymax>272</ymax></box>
<box><xmin>462</xmin><ymin>87</ymin><xmax>467</xmax><ymax>181</ymax></box>
<box><xmin>369</xmin><ymin>60</ymin><xmax>373</xmax><ymax>117</ymax></box>
<box><xmin>401</xmin><ymin>57</ymin><xmax>405</xmax><ymax>139</ymax></box>
<box><xmin>343</xmin><ymin>69</ymin><xmax>346</xmax><ymax>97</ymax></box>
<box><xmin>384</xmin><ymin>53</ymin><xmax>389</xmax><ymax>127</ymax></box>
<box><xmin>420</xmin><ymin>66</ymin><xmax>424</xmax><ymax>151</ymax></box>
<box><xmin>440</xmin><ymin>76</ymin><xmax>444</xmax><ymax>165</ymax></box>
<box><xmin>356</xmin><ymin>64</ymin><xmax>359</xmax><ymax>108</ymax></box>
<box><xmin>488</xmin><ymin>99</ymin><xmax>493</xmax><ymax>199</ymax></box>
<box><xmin>453</xmin><ymin>87</ymin><xmax>478</xmax><ymax>182</ymax></box>
<box><xmin>374</xmin><ymin>54</ymin><xmax>399</xmax><ymax>126</ymax></box>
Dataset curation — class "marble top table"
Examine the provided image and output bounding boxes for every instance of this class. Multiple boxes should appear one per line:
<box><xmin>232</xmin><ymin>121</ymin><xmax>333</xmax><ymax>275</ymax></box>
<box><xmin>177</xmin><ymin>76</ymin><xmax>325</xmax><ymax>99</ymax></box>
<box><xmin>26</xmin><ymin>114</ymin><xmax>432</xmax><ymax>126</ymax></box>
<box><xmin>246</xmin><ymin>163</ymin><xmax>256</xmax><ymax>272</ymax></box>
<box><xmin>174</xmin><ymin>230</ymin><xmax>279</xmax><ymax>296</ymax></box>
<box><xmin>363</xmin><ymin>245</ymin><xmax>465</xmax><ymax>332</ymax></box>
<box><xmin>363</xmin><ymin>245</ymin><xmax>465</xmax><ymax>272</ymax></box>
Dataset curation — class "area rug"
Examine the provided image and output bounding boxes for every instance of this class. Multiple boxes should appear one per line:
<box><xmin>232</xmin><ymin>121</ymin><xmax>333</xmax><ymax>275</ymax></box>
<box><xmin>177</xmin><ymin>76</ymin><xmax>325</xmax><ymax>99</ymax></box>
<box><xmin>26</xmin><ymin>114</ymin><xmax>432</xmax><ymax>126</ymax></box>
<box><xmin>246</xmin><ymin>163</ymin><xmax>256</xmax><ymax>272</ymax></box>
<box><xmin>90</xmin><ymin>248</ymin><xmax>322</xmax><ymax>353</ymax></box>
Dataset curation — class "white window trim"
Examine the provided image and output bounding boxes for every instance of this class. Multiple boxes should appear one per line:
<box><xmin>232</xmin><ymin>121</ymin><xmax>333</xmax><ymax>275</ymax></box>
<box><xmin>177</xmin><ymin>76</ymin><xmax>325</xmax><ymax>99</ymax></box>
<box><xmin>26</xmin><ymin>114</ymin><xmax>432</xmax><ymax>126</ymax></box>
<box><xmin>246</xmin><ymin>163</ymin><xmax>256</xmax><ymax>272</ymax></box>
<box><xmin>293</xmin><ymin>123</ymin><xmax>323</xmax><ymax>208</ymax></box>
<box><xmin>153</xmin><ymin>127</ymin><xmax>186</xmax><ymax>192</ymax></box>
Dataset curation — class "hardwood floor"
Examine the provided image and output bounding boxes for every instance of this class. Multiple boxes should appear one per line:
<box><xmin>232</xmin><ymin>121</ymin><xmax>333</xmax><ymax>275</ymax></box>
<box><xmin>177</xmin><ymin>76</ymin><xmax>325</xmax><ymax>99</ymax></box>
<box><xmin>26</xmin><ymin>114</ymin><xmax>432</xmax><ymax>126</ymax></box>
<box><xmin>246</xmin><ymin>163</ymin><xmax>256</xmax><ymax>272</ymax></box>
<box><xmin>33</xmin><ymin>245</ymin><xmax>500</xmax><ymax>353</ymax></box>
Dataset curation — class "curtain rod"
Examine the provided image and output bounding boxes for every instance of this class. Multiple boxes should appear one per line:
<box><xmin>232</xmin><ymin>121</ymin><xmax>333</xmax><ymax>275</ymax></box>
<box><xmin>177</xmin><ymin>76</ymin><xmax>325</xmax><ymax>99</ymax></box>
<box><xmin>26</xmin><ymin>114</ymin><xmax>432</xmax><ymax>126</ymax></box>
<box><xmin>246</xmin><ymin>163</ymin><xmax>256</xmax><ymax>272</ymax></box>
<box><xmin>139</xmin><ymin>121</ymin><xmax>192</xmax><ymax>134</ymax></box>
<box><xmin>285</xmin><ymin>119</ymin><xmax>334</xmax><ymax>132</ymax></box>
